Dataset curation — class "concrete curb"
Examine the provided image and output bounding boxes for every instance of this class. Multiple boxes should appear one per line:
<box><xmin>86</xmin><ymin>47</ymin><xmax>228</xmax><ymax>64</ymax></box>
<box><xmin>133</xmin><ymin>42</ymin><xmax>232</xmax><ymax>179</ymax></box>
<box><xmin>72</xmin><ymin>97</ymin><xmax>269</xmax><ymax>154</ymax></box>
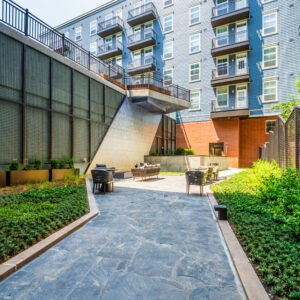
<box><xmin>0</xmin><ymin>180</ymin><xmax>98</xmax><ymax>281</ymax></box>
<box><xmin>206</xmin><ymin>187</ymin><xmax>270</xmax><ymax>300</ymax></box>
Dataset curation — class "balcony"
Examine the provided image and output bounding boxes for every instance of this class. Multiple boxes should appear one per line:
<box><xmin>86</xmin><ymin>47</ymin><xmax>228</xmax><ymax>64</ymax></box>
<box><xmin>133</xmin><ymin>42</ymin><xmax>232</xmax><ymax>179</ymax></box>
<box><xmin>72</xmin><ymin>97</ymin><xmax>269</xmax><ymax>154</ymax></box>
<box><xmin>97</xmin><ymin>16</ymin><xmax>123</xmax><ymax>38</ymax></box>
<box><xmin>127</xmin><ymin>29</ymin><xmax>156</xmax><ymax>51</ymax></box>
<box><xmin>127</xmin><ymin>56</ymin><xmax>156</xmax><ymax>76</ymax></box>
<box><xmin>97</xmin><ymin>41</ymin><xmax>123</xmax><ymax>60</ymax></box>
<box><xmin>211</xmin><ymin>99</ymin><xmax>249</xmax><ymax>119</ymax></box>
<box><xmin>125</xmin><ymin>75</ymin><xmax>190</xmax><ymax>113</ymax></box>
<box><xmin>127</xmin><ymin>3</ymin><xmax>157</xmax><ymax>27</ymax></box>
<box><xmin>211</xmin><ymin>62</ymin><xmax>249</xmax><ymax>87</ymax></box>
<box><xmin>211</xmin><ymin>31</ymin><xmax>249</xmax><ymax>57</ymax></box>
<box><xmin>211</xmin><ymin>0</ymin><xmax>249</xmax><ymax>27</ymax></box>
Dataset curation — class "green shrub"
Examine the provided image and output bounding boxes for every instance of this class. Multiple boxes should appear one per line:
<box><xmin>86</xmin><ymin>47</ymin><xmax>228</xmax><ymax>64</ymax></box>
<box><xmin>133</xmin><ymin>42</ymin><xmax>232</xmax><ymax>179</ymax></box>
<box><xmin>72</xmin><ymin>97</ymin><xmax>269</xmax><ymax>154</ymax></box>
<box><xmin>149</xmin><ymin>151</ymin><xmax>158</xmax><ymax>156</ymax></box>
<box><xmin>23</xmin><ymin>164</ymin><xmax>33</xmax><ymax>170</ymax></box>
<box><xmin>174</xmin><ymin>147</ymin><xmax>185</xmax><ymax>155</ymax></box>
<box><xmin>59</xmin><ymin>159</ymin><xmax>66</xmax><ymax>169</ymax></box>
<box><xmin>66</xmin><ymin>157</ymin><xmax>74</xmax><ymax>169</ymax></box>
<box><xmin>9</xmin><ymin>160</ymin><xmax>19</xmax><ymax>171</ymax></box>
<box><xmin>33</xmin><ymin>158</ymin><xmax>42</xmax><ymax>170</ymax></box>
<box><xmin>184</xmin><ymin>149</ymin><xmax>195</xmax><ymax>155</ymax></box>
<box><xmin>49</xmin><ymin>159</ymin><xmax>59</xmax><ymax>170</ymax></box>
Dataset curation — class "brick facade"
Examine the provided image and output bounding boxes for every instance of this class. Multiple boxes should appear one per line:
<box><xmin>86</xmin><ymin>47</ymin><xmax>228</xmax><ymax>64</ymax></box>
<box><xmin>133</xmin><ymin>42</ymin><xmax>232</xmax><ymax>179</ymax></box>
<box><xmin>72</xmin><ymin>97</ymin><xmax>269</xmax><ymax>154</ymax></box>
<box><xmin>176</xmin><ymin>117</ymin><xmax>276</xmax><ymax>168</ymax></box>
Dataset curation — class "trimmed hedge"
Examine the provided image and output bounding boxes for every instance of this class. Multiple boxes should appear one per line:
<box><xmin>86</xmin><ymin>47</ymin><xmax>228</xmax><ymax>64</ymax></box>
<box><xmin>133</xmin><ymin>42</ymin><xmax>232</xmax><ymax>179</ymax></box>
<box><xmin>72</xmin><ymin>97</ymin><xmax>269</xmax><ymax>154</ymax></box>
<box><xmin>211</xmin><ymin>161</ymin><xmax>300</xmax><ymax>299</ymax></box>
<box><xmin>0</xmin><ymin>186</ymin><xmax>88</xmax><ymax>262</ymax></box>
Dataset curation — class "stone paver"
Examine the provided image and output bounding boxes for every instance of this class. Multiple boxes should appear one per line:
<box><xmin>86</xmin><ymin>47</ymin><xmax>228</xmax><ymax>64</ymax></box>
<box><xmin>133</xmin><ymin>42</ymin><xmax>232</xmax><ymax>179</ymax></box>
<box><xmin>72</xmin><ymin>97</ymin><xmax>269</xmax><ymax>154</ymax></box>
<box><xmin>0</xmin><ymin>176</ymin><xmax>246</xmax><ymax>300</ymax></box>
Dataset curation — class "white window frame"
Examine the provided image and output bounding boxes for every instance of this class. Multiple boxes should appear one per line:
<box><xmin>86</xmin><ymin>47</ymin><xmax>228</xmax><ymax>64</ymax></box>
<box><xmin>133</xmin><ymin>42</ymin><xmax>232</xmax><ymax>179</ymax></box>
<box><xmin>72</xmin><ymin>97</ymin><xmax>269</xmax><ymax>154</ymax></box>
<box><xmin>265</xmin><ymin>120</ymin><xmax>276</xmax><ymax>134</ymax></box>
<box><xmin>115</xmin><ymin>56</ymin><xmax>122</xmax><ymax>67</ymax></box>
<box><xmin>263</xmin><ymin>77</ymin><xmax>278</xmax><ymax>103</ymax></box>
<box><xmin>189</xmin><ymin>61</ymin><xmax>201</xmax><ymax>82</ymax></box>
<box><xmin>163</xmin><ymin>66</ymin><xmax>173</xmax><ymax>86</ymax></box>
<box><xmin>163</xmin><ymin>14</ymin><xmax>173</xmax><ymax>33</ymax></box>
<box><xmin>263</xmin><ymin>43</ymin><xmax>278</xmax><ymax>69</ymax></box>
<box><xmin>216</xmin><ymin>86</ymin><xmax>229</xmax><ymax>108</ymax></box>
<box><xmin>190</xmin><ymin>89</ymin><xmax>201</xmax><ymax>111</ymax></box>
<box><xmin>262</xmin><ymin>9</ymin><xmax>278</xmax><ymax>36</ymax></box>
<box><xmin>75</xmin><ymin>26</ymin><xmax>82</xmax><ymax>42</ymax></box>
<box><xmin>89</xmin><ymin>41</ymin><xmax>97</xmax><ymax>56</ymax></box>
<box><xmin>189</xmin><ymin>5</ymin><xmax>200</xmax><ymax>26</ymax></box>
<box><xmin>90</xmin><ymin>20</ymin><xmax>97</xmax><ymax>36</ymax></box>
<box><xmin>262</xmin><ymin>0</ymin><xmax>276</xmax><ymax>4</ymax></box>
<box><xmin>164</xmin><ymin>0</ymin><xmax>173</xmax><ymax>8</ymax></box>
<box><xmin>64</xmin><ymin>31</ymin><xmax>69</xmax><ymax>39</ymax></box>
<box><xmin>163</xmin><ymin>40</ymin><xmax>173</xmax><ymax>60</ymax></box>
<box><xmin>189</xmin><ymin>32</ymin><xmax>201</xmax><ymax>54</ymax></box>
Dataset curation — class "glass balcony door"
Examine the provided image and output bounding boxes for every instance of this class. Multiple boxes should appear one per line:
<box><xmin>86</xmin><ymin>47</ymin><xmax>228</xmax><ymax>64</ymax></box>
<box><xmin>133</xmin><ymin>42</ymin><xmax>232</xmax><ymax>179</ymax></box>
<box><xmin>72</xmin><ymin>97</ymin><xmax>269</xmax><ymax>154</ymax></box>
<box><xmin>144</xmin><ymin>47</ymin><xmax>153</xmax><ymax>64</ymax></box>
<box><xmin>236</xmin><ymin>85</ymin><xmax>248</xmax><ymax>109</ymax></box>
<box><xmin>104</xmin><ymin>36</ymin><xmax>113</xmax><ymax>51</ymax></box>
<box><xmin>144</xmin><ymin>22</ymin><xmax>153</xmax><ymax>39</ymax></box>
<box><xmin>217</xmin><ymin>57</ymin><xmax>228</xmax><ymax>77</ymax></box>
<box><xmin>216</xmin><ymin>26</ymin><xmax>228</xmax><ymax>47</ymax></box>
<box><xmin>216</xmin><ymin>0</ymin><xmax>228</xmax><ymax>16</ymax></box>
<box><xmin>236</xmin><ymin>22</ymin><xmax>247</xmax><ymax>42</ymax></box>
<box><xmin>236</xmin><ymin>53</ymin><xmax>247</xmax><ymax>75</ymax></box>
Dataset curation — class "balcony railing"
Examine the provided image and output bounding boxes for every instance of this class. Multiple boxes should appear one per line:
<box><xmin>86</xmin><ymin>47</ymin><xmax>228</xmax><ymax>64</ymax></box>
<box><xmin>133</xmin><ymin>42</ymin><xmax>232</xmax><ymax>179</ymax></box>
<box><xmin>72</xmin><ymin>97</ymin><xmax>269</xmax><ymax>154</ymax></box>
<box><xmin>212</xmin><ymin>62</ymin><xmax>249</xmax><ymax>80</ymax></box>
<box><xmin>128</xmin><ymin>56</ymin><xmax>156</xmax><ymax>69</ymax></box>
<box><xmin>128</xmin><ymin>29</ymin><xmax>156</xmax><ymax>44</ymax></box>
<box><xmin>128</xmin><ymin>2</ymin><xmax>156</xmax><ymax>19</ymax></box>
<box><xmin>125</xmin><ymin>74</ymin><xmax>190</xmax><ymax>102</ymax></box>
<box><xmin>211</xmin><ymin>99</ymin><xmax>248</xmax><ymax>112</ymax></box>
<box><xmin>98</xmin><ymin>16</ymin><xmax>123</xmax><ymax>32</ymax></box>
<box><xmin>212</xmin><ymin>30</ymin><xmax>248</xmax><ymax>49</ymax></box>
<box><xmin>212</xmin><ymin>0</ymin><xmax>248</xmax><ymax>17</ymax></box>
<box><xmin>99</xmin><ymin>40</ymin><xmax>122</xmax><ymax>54</ymax></box>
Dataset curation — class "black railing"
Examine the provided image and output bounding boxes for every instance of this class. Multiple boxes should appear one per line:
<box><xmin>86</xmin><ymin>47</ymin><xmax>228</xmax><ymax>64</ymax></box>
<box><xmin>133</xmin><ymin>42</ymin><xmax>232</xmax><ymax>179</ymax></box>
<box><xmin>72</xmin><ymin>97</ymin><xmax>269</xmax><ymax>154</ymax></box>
<box><xmin>98</xmin><ymin>16</ymin><xmax>123</xmax><ymax>32</ymax></box>
<box><xmin>212</xmin><ymin>0</ymin><xmax>248</xmax><ymax>17</ymax></box>
<box><xmin>211</xmin><ymin>99</ymin><xmax>248</xmax><ymax>111</ymax></box>
<box><xmin>128</xmin><ymin>2</ymin><xmax>156</xmax><ymax>19</ymax></box>
<box><xmin>212</xmin><ymin>62</ymin><xmax>249</xmax><ymax>79</ymax></box>
<box><xmin>128</xmin><ymin>56</ymin><xmax>156</xmax><ymax>69</ymax></box>
<box><xmin>212</xmin><ymin>30</ymin><xmax>248</xmax><ymax>48</ymax></box>
<box><xmin>128</xmin><ymin>28</ymin><xmax>156</xmax><ymax>44</ymax></box>
<box><xmin>125</xmin><ymin>74</ymin><xmax>190</xmax><ymax>102</ymax></box>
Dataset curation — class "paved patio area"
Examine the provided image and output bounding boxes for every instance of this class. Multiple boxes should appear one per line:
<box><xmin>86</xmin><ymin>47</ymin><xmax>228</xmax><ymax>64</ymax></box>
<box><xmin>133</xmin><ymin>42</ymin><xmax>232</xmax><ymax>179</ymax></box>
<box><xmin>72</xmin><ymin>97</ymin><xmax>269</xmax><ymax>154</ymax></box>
<box><xmin>0</xmin><ymin>175</ymin><xmax>246</xmax><ymax>300</ymax></box>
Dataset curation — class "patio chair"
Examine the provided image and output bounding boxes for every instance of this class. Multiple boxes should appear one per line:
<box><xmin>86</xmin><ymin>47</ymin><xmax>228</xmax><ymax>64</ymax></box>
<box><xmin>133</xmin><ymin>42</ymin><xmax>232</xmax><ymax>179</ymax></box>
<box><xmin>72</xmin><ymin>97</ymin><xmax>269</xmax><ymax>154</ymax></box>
<box><xmin>91</xmin><ymin>169</ymin><xmax>113</xmax><ymax>194</ymax></box>
<box><xmin>213</xmin><ymin>166</ymin><xmax>220</xmax><ymax>180</ymax></box>
<box><xmin>206</xmin><ymin>167</ymin><xmax>214</xmax><ymax>183</ymax></box>
<box><xmin>185</xmin><ymin>171</ymin><xmax>206</xmax><ymax>196</ymax></box>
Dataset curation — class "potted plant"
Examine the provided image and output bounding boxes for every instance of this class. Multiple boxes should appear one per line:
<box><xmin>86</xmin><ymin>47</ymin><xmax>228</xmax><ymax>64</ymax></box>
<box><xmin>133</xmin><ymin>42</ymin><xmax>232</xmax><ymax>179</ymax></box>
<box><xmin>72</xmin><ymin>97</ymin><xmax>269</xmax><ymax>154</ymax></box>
<box><xmin>9</xmin><ymin>158</ymin><xmax>49</xmax><ymax>186</ymax></box>
<box><xmin>51</xmin><ymin>157</ymin><xmax>79</xmax><ymax>181</ymax></box>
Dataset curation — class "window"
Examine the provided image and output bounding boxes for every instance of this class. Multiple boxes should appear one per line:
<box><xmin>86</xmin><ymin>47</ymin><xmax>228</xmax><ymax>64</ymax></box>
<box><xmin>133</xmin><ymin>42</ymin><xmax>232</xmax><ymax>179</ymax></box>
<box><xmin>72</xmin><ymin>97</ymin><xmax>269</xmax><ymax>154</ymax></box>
<box><xmin>163</xmin><ymin>67</ymin><xmax>173</xmax><ymax>85</ymax></box>
<box><xmin>216</xmin><ymin>87</ymin><xmax>228</xmax><ymax>107</ymax></box>
<box><xmin>190</xmin><ymin>5</ymin><xmax>200</xmax><ymax>25</ymax></box>
<box><xmin>263</xmin><ymin>11</ymin><xmax>277</xmax><ymax>36</ymax></box>
<box><xmin>90</xmin><ymin>20</ymin><xmax>97</xmax><ymax>36</ymax></box>
<box><xmin>90</xmin><ymin>41</ymin><xmax>97</xmax><ymax>55</ymax></box>
<box><xmin>144</xmin><ymin>47</ymin><xmax>153</xmax><ymax>64</ymax></box>
<box><xmin>209</xmin><ymin>143</ymin><xmax>224</xmax><ymax>156</ymax></box>
<box><xmin>216</xmin><ymin>26</ymin><xmax>228</xmax><ymax>47</ymax></box>
<box><xmin>164</xmin><ymin>0</ymin><xmax>173</xmax><ymax>7</ymax></box>
<box><xmin>263</xmin><ymin>44</ymin><xmax>277</xmax><ymax>69</ymax></box>
<box><xmin>64</xmin><ymin>31</ymin><xmax>69</xmax><ymax>39</ymax></box>
<box><xmin>217</xmin><ymin>57</ymin><xmax>228</xmax><ymax>76</ymax></box>
<box><xmin>266</xmin><ymin>120</ymin><xmax>276</xmax><ymax>133</ymax></box>
<box><xmin>190</xmin><ymin>90</ymin><xmax>201</xmax><ymax>110</ymax></box>
<box><xmin>75</xmin><ymin>26</ymin><xmax>82</xmax><ymax>41</ymax></box>
<box><xmin>116</xmin><ymin>32</ymin><xmax>122</xmax><ymax>44</ymax></box>
<box><xmin>189</xmin><ymin>32</ymin><xmax>201</xmax><ymax>53</ymax></box>
<box><xmin>263</xmin><ymin>79</ymin><xmax>278</xmax><ymax>102</ymax></box>
<box><xmin>163</xmin><ymin>40</ymin><xmax>173</xmax><ymax>59</ymax></box>
<box><xmin>116</xmin><ymin>56</ymin><xmax>122</xmax><ymax>67</ymax></box>
<box><xmin>189</xmin><ymin>62</ymin><xmax>200</xmax><ymax>82</ymax></box>
<box><xmin>116</xmin><ymin>8</ymin><xmax>122</xmax><ymax>19</ymax></box>
<box><xmin>163</xmin><ymin>15</ymin><xmax>173</xmax><ymax>33</ymax></box>
<box><xmin>216</xmin><ymin>0</ymin><xmax>228</xmax><ymax>16</ymax></box>
<box><xmin>262</xmin><ymin>0</ymin><xmax>275</xmax><ymax>3</ymax></box>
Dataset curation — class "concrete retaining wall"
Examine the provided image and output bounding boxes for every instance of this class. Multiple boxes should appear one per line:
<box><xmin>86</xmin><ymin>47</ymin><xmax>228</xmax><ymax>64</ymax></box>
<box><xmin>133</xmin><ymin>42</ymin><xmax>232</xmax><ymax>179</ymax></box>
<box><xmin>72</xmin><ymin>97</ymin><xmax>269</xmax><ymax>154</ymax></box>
<box><xmin>144</xmin><ymin>155</ymin><xmax>228</xmax><ymax>172</ymax></box>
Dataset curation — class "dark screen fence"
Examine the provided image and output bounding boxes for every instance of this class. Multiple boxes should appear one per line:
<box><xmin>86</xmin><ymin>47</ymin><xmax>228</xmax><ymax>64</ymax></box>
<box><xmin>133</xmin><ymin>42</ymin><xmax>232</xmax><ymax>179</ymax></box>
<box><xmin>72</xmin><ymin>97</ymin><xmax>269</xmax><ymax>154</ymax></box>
<box><xmin>0</xmin><ymin>32</ymin><xmax>124</xmax><ymax>169</ymax></box>
<box><xmin>260</xmin><ymin>106</ymin><xmax>300</xmax><ymax>169</ymax></box>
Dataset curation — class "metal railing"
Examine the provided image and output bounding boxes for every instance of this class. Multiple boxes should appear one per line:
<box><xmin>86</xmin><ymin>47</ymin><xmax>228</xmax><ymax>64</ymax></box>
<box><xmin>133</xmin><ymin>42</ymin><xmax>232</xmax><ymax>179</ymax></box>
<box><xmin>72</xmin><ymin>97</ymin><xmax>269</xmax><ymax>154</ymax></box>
<box><xmin>212</xmin><ymin>62</ymin><xmax>249</xmax><ymax>79</ymax></box>
<box><xmin>98</xmin><ymin>16</ymin><xmax>123</xmax><ymax>32</ymax></box>
<box><xmin>212</xmin><ymin>0</ymin><xmax>248</xmax><ymax>17</ymax></box>
<box><xmin>211</xmin><ymin>98</ymin><xmax>248</xmax><ymax>112</ymax></box>
<box><xmin>128</xmin><ymin>29</ymin><xmax>156</xmax><ymax>44</ymax></box>
<box><xmin>261</xmin><ymin>106</ymin><xmax>300</xmax><ymax>169</ymax></box>
<box><xmin>128</xmin><ymin>2</ymin><xmax>156</xmax><ymax>19</ymax></box>
<box><xmin>212</xmin><ymin>30</ymin><xmax>248</xmax><ymax>48</ymax></box>
<box><xmin>125</xmin><ymin>74</ymin><xmax>190</xmax><ymax>102</ymax></box>
<box><xmin>99</xmin><ymin>40</ymin><xmax>122</xmax><ymax>53</ymax></box>
<box><xmin>128</xmin><ymin>56</ymin><xmax>156</xmax><ymax>69</ymax></box>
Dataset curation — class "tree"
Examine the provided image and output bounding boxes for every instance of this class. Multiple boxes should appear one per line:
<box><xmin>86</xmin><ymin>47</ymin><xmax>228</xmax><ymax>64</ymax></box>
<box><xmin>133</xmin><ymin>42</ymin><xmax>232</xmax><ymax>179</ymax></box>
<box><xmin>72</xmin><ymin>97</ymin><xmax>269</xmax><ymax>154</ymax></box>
<box><xmin>272</xmin><ymin>76</ymin><xmax>300</xmax><ymax>120</ymax></box>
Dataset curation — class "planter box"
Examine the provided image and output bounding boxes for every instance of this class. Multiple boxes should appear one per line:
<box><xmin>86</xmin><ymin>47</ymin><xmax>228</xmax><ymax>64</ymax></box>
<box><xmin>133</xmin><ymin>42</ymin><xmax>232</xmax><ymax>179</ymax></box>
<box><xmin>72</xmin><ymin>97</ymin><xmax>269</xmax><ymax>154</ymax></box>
<box><xmin>10</xmin><ymin>170</ymin><xmax>49</xmax><ymax>186</ymax></box>
<box><xmin>51</xmin><ymin>169</ymin><xmax>79</xmax><ymax>181</ymax></box>
<box><xmin>0</xmin><ymin>171</ymin><xmax>6</xmax><ymax>187</ymax></box>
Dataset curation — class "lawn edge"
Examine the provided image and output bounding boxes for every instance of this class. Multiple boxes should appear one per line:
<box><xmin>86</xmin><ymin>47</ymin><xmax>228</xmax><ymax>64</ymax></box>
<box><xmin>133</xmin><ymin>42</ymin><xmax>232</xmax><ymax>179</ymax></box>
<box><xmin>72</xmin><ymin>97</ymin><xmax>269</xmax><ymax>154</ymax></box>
<box><xmin>0</xmin><ymin>179</ymin><xmax>98</xmax><ymax>281</ymax></box>
<box><xmin>206</xmin><ymin>186</ymin><xmax>270</xmax><ymax>300</ymax></box>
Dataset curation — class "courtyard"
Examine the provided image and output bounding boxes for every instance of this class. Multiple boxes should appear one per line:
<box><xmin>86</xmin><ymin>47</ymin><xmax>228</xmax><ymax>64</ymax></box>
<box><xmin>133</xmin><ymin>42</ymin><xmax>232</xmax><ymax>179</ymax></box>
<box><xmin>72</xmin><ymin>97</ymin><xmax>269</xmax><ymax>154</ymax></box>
<box><xmin>0</xmin><ymin>175</ymin><xmax>245</xmax><ymax>300</ymax></box>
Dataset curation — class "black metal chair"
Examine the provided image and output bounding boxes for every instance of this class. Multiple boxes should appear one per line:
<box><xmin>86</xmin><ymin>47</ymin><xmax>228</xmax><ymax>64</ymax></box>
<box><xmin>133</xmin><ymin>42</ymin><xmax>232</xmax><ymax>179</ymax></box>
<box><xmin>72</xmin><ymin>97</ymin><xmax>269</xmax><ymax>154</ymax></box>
<box><xmin>96</xmin><ymin>164</ymin><xmax>107</xmax><ymax>168</ymax></box>
<box><xmin>91</xmin><ymin>169</ymin><xmax>113</xmax><ymax>194</ymax></box>
<box><xmin>185</xmin><ymin>171</ymin><xmax>206</xmax><ymax>196</ymax></box>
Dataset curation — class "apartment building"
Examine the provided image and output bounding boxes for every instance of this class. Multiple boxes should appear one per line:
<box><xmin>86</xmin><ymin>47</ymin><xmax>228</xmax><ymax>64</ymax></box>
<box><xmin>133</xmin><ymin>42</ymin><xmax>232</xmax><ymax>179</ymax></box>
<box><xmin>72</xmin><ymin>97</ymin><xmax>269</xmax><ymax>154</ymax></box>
<box><xmin>56</xmin><ymin>0</ymin><xmax>300</xmax><ymax>167</ymax></box>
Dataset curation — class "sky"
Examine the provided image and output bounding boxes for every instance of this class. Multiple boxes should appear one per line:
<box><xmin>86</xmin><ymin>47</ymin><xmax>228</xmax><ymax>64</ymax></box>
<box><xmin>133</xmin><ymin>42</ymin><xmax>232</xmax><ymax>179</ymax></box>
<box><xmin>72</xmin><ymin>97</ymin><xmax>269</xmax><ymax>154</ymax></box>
<box><xmin>15</xmin><ymin>0</ymin><xmax>111</xmax><ymax>27</ymax></box>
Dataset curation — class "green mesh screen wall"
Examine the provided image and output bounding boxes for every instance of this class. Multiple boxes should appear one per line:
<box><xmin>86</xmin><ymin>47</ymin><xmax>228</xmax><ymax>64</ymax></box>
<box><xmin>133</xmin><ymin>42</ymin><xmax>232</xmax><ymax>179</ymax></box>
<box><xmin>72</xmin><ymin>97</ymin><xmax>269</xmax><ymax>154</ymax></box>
<box><xmin>0</xmin><ymin>33</ymin><xmax>124</xmax><ymax>168</ymax></box>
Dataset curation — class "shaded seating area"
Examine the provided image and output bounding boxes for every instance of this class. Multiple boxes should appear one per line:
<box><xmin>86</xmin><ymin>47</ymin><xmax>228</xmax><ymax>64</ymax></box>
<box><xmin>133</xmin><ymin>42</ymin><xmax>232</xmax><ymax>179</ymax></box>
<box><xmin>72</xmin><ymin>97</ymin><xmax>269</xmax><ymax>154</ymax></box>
<box><xmin>131</xmin><ymin>163</ymin><xmax>161</xmax><ymax>181</ymax></box>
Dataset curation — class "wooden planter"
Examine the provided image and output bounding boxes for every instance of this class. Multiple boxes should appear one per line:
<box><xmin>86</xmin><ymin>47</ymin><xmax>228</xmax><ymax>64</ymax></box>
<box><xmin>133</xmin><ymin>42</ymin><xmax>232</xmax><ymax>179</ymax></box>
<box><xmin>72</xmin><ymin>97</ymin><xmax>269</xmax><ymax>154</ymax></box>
<box><xmin>0</xmin><ymin>171</ymin><xmax>6</xmax><ymax>187</ymax></box>
<box><xmin>51</xmin><ymin>169</ymin><xmax>79</xmax><ymax>181</ymax></box>
<box><xmin>10</xmin><ymin>170</ymin><xmax>49</xmax><ymax>186</ymax></box>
